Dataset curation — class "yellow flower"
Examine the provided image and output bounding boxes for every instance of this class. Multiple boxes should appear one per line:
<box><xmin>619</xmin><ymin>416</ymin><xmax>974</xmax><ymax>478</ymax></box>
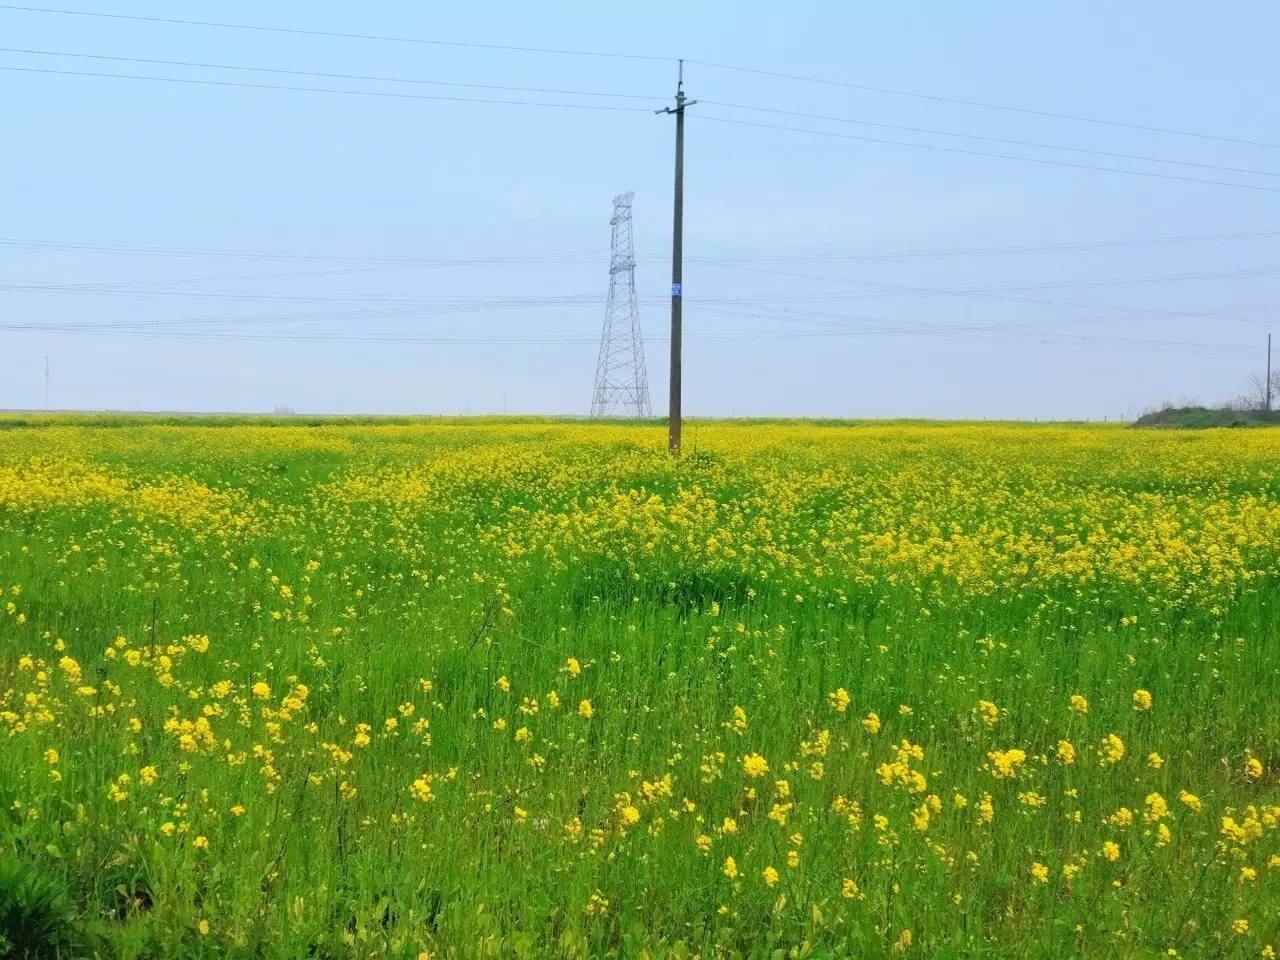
<box><xmin>584</xmin><ymin>891</ymin><xmax>609</xmax><ymax>917</ymax></box>
<box><xmin>977</xmin><ymin>794</ymin><xmax>995</xmax><ymax>824</ymax></box>
<box><xmin>1030</xmin><ymin>862</ymin><xmax>1049</xmax><ymax>884</ymax></box>
<box><xmin>1056</xmin><ymin>740</ymin><xmax>1076</xmax><ymax>765</ymax></box>
<box><xmin>409</xmin><ymin>774</ymin><xmax>434</xmax><ymax>803</ymax></box>
<box><xmin>1132</xmin><ymin>689</ymin><xmax>1153</xmax><ymax>711</ymax></box>
<box><xmin>1107</xmin><ymin>806</ymin><xmax>1134</xmax><ymax>828</ymax></box>
<box><xmin>1069</xmin><ymin>694</ymin><xmax>1089</xmax><ymax>714</ymax></box>
<box><xmin>1245</xmin><ymin>757</ymin><xmax>1264</xmax><ymax>781</ymax></box>
<box><xmin>198</xmin><ymin>919</ymin><xmax>209</xmax><ymax>936</ymax></box>
<box><xmin>761</xmin><ymin>866</ymin><xmax>779</xmax><ymax>887</ymax></box>
<box><xmin>1147</xmin><ymin>752</ymin><xmax>1164</xmax><ymax>769</ymax></box>
<box><xmin>912</xmin><ymin>804</ymin><xmax>930</xmax><ymax>832</ymax></box>
<box><xmin>1234</xmin><ymin>919</ymin><xmax>1250</xmax><ymax>935</ymax></box>
<box><xmin>742</xmin><ymin>753</ymin><xmax>769</xmax><ymax>778</ymax></box>
<box><xmin>1099</xmin><ymin>733</ymin><xmax>1125</xmax><ymax>765</ymax></box>
<box><xmin>1178</xmin><ymin>790</ymin><xmax>1202</xmax><ymax>813</ymax></box>
<box><xmin>192</xmin><ymin>835</ymin><xmax>209</xmax><ymax>850</ymax></box>
<box><xmin>251</xmin><ymin>682</ymin><xmax>271</xmax><ymax>700</ymax></box>
<box><xmin>723</xmin><ymin>856</ymin><xmax>738</xmax><ymax>879</ymax></box>
<box><xmin>827</xmin><ymin>688</ymin><xmax>850</xmax><ymax>713</ymax></box>
<box><xmin>841</xmin><ymin>877</ymin><xmax>859</xmax><ymax>899</ymax></box>
<box><xmin>577</xmin><ymin>699</ymin><xmax>594</xmax><ymax>719</ymax></box>
<box><xmin>565</xmin><ymin>657</ymin><xmax>581</xmax><ymax>679</ymax></box>
<box><xmin>1144</xmin><ymin>793</ymin><xmax>1169</xmax><ymax>822</ymax></box>
<box><xmin>861</xmin><ymin>712</ymin><xmax>881</xmax><ymax>735</ymax></box>
<box><xmin>988</xmin><ymin>748</ymin><xmax>1027</xmax><ymax>779</ymax></box>
<box><xmin>496</xmin><ymin>676</ymin><xmax>511</xmax><ymax>693</ymax></box>
<box><xmin>1101</xmin><ymin>841</ymin><xmax>1120</xmax><ymax>862</ymax></box>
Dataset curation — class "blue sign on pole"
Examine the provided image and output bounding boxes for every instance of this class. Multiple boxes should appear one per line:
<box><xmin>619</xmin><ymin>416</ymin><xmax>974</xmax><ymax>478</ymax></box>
<box><xmin>671</xmin><ymin>283</ymin><xmax>682</xmax><ymax>297</ymax></box>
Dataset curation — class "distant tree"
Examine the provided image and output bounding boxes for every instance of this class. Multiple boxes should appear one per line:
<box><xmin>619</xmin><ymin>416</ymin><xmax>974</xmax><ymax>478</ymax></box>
<box><xmin>1230</xmin><ymin>369</ymin><xmax>1280</xmax><ymax>411</ymax></box>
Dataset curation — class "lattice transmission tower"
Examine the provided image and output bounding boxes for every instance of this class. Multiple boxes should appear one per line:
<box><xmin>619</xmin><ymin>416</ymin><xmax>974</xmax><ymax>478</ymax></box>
<box><xmin>590</xmin><ymin>192</ymin><xmax>652</xmax><ymax>418</ymax></box>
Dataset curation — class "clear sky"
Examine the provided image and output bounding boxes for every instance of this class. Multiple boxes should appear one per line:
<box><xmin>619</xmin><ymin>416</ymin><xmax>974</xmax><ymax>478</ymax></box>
<box><xmin>3</xmin><ymin>0</ymin><xmax>1277</xmax><ymax>419</ymax></box>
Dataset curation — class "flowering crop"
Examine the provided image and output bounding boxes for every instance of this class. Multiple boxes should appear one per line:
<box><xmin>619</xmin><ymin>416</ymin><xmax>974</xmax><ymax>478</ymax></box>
<box><xmin>0</xmin><ymin>416</ymin><xmax>1278</xmax><ymax>957</ymax></box>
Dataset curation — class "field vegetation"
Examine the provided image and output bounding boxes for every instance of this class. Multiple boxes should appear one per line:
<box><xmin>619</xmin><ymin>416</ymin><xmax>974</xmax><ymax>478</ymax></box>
<box><xmin>1</xmin><ymin>417</ymin><xmax>1278</xmax><ymax>958</ymax></box>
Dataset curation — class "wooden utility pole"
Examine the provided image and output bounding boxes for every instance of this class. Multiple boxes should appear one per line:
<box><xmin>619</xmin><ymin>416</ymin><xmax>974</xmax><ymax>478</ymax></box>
<box><xmin>657</xmin><ymin>62</ymin><xmax>694</xmax><ymax>454</ymax></box>
<box><xmin>1267</xmin><ymin>333</ymin><xmax>1273</xmax><ymax>412</ymax></box>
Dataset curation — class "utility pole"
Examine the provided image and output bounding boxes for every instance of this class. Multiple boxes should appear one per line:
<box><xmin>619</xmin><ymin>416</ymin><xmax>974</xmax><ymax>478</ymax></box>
<box><xmin>657</xmin><ymin>61</ymin><xmax>694</xmax><ymax>454</ymax></box>
<box><xmin>1267</xmin><ymin>333</ymin><xmax>1273</xmax><ymax>412</ymax></box>
<box><xmin>43</xmin><ymin>353</ymin><xmax>50</xmax><ymax>410</ymax></box>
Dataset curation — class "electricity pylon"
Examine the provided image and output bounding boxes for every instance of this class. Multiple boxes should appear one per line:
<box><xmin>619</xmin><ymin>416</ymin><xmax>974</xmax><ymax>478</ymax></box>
<box><xmin>590</xmin><ymin>191</ymin><xmax>651</xmax><ymax>418</ymax></box>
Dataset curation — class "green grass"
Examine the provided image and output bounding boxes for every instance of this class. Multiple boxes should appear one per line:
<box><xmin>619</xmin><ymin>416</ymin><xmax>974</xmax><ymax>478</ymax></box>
<box><xmin>0</xmin><ymin>417</ymin><xmax>1278</xmax><ymax>958</ymax></box>
<box><xmin>1133</xmin><ymin>406</ymin><xmax>1280</xmax><ymax>428</ymax></box>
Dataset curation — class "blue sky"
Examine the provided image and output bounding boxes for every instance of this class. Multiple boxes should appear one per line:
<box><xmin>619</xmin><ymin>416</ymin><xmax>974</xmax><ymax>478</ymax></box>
<box><xmin>2</xmin><ymin>0</ymin><xmax>1277</xmax><ymax>418</ymax></box>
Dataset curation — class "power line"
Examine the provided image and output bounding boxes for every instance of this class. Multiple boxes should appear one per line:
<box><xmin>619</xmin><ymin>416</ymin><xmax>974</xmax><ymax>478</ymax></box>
<box><xmin>4</xmin><ymin>4</ymin><xmax>1268</xmax><ymax>154</ymax></box>
<box><xmin>3</xmin><ymin>228</ymin><xmax>1278</xmax><ymax>267</ymax></box>
<box><xmin>699</xmin><ymin>261</ymin><xmax>1280</xmax><ymax>326</ymax></box>
<box><xmin>0</xmin><ymin>4</ymin><xmax>673</xmax><ymax>63</ymax></box>
<box><xmin>9</xmin><ymin>273</ymin><xmax>1275</xmax><ymax>310</ymax></box>
<box><xmin>8</xmin><ymin>288</ymin><xmax>1263</xmax><ymax>357</ymax></box>
<box><xmin>698</xmin><ymin>115</ymin><xmax>1280</xmax><ymax>194</ymax></box>
<box><xmin>2</xmin><ymin>263</ymin><xmax>442</xmax><ymax>291</ymax></box>
<box><xmin>0</xmin><ymin>65</ymin><xmax>655</xmax><ymax>112</ymax></box>
<box><xmin>1</xmin><ymin>319</ymin><xmax>1252</xmax><ymax>353</ymax></box>
<box><xmin>8</xmin><ymin>46</ymin><xmax>1276</xmax><ymax>188</ymax></box>
<box><xmin>5</xmin><ymin>61</ymin><xmax>1275</xmax><ymax>191</ymax></box>
<box><xmin>6</xmin><ymin>269</ymin><xmax>1268</xmax><ymax>340</ymax></box>
<box><xmin>703</xmin><ymin>284</ymin><xmax>1276</xmax><ymax>335</ymax></box>
<box><xmin>685</xmin><ymin>229</ymin><xmax>1280</xmax><ymax>264</ymax></box>
<box><xmin>0</xmin><ymin>237</ymin><xmax>604</xmax><ymax>264</ymax></box>
<box><xmin>0</xmin><ymin>281</ymin><xmax>631</xmax><ymax>305</ymax></box>
<box><xmin>689</xmin><ymin>59</ymin><xmax>1280</xmax><ymax>151</ymax></box>
<box><xmin>0</xmin><ymin>301</ymin><xmax>599</xmax><ymax>334</ymax></box>
<box><xmin>0</xmin><ymin>47</ymin><xmax>663</xmax><ymax>101</ymax></box>
<box><xmin>0</xmin><ymin>258</ymin><xmax>605</xmax><ymax>290</ymax></box>
<box><xmin>703</xmin><ymin>260</ymin><xmax>1280</xmax><ymax>296</ymax></box>
<box><xmin>699</xmin><ymin>99</ymin><xmax>1280</xmax><ymax>180</ymax></box>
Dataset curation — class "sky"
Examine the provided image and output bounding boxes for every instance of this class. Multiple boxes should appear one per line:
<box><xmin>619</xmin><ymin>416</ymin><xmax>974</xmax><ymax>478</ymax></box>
<box><xmin>2</xmin><ymin>0</ymin><xmax>1278</xmax><ymax>420</ymax></box>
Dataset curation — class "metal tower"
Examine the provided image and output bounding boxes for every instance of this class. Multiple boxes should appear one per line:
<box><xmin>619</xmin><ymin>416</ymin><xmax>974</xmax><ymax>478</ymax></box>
<box><xmin>590</xmin><ymin>192</ymin><xmax>652</xmax><ymax>418</ymax></box>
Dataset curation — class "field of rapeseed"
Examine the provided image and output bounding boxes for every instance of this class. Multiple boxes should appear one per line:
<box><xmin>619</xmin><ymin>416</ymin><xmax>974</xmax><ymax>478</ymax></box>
<box><xmin>1</xmin><ymin>416</ymin><xmax>1278</xmax><ymax>959</ymax></box>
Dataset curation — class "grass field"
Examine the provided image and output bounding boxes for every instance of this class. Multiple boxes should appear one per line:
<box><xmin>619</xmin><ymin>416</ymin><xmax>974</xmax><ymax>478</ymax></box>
<box><xmin>1</xmin><ymin>417</ymin><xmax>1279</xmax><ymax>959</ymax></box>
<box><xmin>1133</xmin><ymin>407</ymin><xmax>1280</xmax><ymax>429</ymax></box>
